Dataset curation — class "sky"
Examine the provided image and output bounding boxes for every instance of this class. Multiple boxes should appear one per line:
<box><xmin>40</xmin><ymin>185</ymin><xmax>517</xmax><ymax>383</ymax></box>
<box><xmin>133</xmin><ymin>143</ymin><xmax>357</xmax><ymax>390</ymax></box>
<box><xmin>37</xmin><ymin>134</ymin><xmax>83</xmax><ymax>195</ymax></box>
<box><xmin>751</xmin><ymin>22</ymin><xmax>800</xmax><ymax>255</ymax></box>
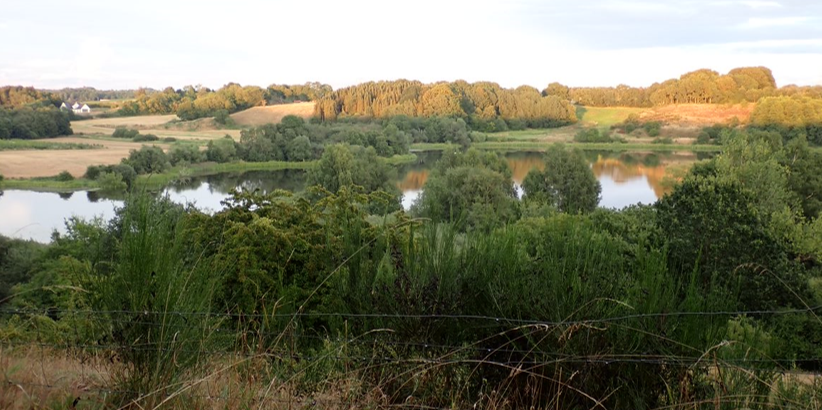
<box><xmin>1</xmin><ymin>0</ymin><xmax>821</xmax><ymax>90</ymax></box>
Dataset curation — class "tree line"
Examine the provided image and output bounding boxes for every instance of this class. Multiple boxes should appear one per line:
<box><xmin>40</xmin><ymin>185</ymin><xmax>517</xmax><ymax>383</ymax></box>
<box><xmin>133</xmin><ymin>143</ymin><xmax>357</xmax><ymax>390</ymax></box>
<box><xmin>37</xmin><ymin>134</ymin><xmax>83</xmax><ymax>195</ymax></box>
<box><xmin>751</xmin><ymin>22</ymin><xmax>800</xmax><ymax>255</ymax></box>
<box><xmin>546</xmin><ymin>66</ymin><xmax>822</xmax><ymax>107</ymax></box>
<box><xmin>116</xmin><ymin>82</ymin><xmax>333</xmax><ymax>119</ymax></box>
<box><xmin>313</xmin><ymin>80</ymin><xmax>578</xmax><ymax>130</ymax></box>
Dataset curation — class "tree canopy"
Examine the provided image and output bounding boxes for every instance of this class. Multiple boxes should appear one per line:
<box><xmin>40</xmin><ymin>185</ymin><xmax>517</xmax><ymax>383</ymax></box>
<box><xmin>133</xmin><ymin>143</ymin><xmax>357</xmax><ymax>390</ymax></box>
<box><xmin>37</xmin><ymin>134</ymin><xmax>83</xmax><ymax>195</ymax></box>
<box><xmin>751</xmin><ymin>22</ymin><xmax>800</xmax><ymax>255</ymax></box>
<box><xmin>522</xmin><ymin>145</ymin><xmax>602</xmax><ymax>214</ymax></box>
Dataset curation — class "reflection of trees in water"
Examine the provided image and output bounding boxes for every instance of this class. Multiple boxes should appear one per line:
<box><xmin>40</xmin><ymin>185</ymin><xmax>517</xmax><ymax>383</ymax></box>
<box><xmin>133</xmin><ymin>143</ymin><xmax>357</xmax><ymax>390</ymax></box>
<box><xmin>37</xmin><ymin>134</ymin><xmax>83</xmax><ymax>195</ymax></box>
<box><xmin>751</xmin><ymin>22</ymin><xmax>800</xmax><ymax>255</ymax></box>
<box><xmin>396</xmin><ymin>150</ymin><xmax>703</xmax><ymax>200</ymax></box>
<box><xmin>168</xmin><ymin>170</ymin><xmax>309</xmax><ymax>195</ymax></box>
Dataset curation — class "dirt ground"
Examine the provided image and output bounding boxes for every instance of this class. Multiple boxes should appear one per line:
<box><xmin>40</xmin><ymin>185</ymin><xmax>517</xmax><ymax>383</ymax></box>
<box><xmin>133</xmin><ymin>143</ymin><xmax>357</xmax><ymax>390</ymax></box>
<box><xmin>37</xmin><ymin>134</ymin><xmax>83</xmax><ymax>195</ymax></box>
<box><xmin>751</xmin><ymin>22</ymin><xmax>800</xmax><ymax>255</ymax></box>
<box><xmin>230</xmin><ymin>102</ymin><xmax>315</xmax><ymax>126</ymax></box>
<box><xmin>0</xmin><ymin>137</ymin><xmax>172</xmax><ymax>179</ymax></box>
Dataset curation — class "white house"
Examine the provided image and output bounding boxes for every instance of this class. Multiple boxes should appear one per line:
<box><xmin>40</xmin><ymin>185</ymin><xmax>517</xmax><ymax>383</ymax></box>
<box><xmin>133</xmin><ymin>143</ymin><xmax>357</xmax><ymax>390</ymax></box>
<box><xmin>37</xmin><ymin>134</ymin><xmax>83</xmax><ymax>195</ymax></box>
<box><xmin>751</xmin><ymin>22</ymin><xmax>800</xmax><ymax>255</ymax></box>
<box><xmin>60</xmin><ymin>102</ymin><xmax>91</xmax><ymax>114</ymax></box>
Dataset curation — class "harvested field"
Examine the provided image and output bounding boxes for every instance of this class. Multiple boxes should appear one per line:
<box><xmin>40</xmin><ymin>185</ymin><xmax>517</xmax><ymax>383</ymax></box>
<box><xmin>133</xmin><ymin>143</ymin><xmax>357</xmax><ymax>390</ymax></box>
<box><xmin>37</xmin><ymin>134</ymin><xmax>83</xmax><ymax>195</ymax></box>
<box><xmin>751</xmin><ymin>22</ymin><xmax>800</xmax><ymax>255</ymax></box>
<box><xmin>230</xmin><ymin>102</ymin><xmax>315</xmax><ymax>126</ymax></box>
<box><xmin>72</xmin><ymin>116</ymin><xmax>241</xmax><ymax>142</ymax></box>
<box><xmin>0</xmin><ymin>137</ymin><xmax>171</xmax><ymax>179</ymax></box>
<box><xmin>640</xmin><ymin>104</ymin><xmax>754</xmax><ymax>126</ymax></box>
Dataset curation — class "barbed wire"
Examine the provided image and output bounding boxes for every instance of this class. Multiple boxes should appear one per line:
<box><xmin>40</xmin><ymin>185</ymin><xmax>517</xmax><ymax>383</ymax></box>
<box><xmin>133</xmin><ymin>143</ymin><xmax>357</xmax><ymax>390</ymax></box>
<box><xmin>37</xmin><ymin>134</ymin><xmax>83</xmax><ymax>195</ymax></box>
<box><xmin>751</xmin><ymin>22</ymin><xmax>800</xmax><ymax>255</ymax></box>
<box><xmin>2</xmin><ymin>305</ymin><xmax>820</xmax><ymax>326</ymax></box>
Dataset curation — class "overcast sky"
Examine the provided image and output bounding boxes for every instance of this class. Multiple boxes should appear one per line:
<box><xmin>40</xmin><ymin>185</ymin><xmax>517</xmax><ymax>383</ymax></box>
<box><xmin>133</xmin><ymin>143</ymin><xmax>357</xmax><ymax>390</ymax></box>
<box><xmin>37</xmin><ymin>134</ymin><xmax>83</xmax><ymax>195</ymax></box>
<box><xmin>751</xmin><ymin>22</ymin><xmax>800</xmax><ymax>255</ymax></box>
<box><xmin>1</xmin><ymin>0</ymin><xmax>820</xmax><ymax>90</ymax></box>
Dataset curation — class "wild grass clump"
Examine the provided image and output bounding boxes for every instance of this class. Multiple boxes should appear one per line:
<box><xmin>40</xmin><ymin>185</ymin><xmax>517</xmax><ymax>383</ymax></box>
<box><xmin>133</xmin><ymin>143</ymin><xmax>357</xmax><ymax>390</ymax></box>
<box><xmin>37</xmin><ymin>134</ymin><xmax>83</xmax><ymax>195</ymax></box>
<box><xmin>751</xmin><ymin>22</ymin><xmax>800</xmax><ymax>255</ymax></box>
<box><xmin>85</xmin><ymin>193</ymin><xmax>220</xmax><ymax>407</ymax></box>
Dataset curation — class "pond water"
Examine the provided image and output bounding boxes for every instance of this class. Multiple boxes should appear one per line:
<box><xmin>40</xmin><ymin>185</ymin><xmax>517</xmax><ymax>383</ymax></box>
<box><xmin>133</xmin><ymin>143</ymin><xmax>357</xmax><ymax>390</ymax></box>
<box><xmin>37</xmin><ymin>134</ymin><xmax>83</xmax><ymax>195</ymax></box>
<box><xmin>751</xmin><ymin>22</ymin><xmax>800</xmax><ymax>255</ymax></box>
<box><xmin>0</xmin><ymin>150</ymin><xmax>707</xmax><ymax>242</ymax></box>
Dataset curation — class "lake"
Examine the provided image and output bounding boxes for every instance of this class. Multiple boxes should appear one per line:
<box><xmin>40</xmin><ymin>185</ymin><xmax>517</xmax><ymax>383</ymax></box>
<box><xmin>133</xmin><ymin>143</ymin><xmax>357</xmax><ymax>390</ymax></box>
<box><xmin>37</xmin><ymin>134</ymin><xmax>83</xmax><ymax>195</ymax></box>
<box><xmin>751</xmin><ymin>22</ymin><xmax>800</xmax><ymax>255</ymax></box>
<box><xmin>0</xmin><ymin>150</ymin><xmax>706</xmax><ymax>242</ymax></box>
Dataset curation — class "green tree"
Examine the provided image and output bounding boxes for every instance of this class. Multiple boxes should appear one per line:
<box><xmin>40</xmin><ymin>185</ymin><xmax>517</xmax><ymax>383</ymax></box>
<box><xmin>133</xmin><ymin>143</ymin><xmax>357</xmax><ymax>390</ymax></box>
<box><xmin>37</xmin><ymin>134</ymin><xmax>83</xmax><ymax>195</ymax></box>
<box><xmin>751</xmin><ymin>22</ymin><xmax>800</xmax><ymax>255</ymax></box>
<box><xmin>125</xmin><ymin>146</ymin><xmax>171</xmax><ymax>174</ymax></box>
<box><xmin>522</xmin><ymin>145</ymin><xmax>601</xmax><ymax>214</ymax></box>
<box><xmin>307</xmin><ymin>144</ymin><xmax>400</xmax><ymax>213</ymax></box>
<box><xmin>169</xmin><ymin>144</ymin><xmax>206</xmax><ymax>166</ymax></box>
<box><xmin>286</xmin><ymin>135</ymin><xmax>312</xmax><ymax>161</ymax></box>
<box><xmin>206</xmin><ymin>137</ymin><xmax>238</xmax><ymax>163</ymax></box>
<box><xmin>655</xmin><ymin>173</ymin><xmax>806</xmax><ymax>310</ymax></box>
<box><xmin>414</xmin><ymin>149</ymin><xmax>518</xmax><ymax>231</ymax></box>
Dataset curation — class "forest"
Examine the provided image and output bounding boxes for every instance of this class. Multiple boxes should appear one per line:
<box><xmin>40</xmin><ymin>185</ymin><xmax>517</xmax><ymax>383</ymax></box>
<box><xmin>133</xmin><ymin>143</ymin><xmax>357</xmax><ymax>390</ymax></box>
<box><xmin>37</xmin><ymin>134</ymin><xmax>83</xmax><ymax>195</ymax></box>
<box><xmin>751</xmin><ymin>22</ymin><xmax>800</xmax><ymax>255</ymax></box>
<box><xmin>550</xmin><ymin>67</ymin><xmax>822</xmax><ymax>107</ymax></box>
<box><xmin>2</xmin><ymin>122</ymin><xmax>822</xmax><ymax>408</ymax></box>
<box><xmin>0</xmin><ymin>86</ymin><xmax>73</xmax><ymax>139</ymax></box>
<box><xmin>117</xmin><ymin>82</ymin><xmax>333</xmax><ymax>119</ymax></box>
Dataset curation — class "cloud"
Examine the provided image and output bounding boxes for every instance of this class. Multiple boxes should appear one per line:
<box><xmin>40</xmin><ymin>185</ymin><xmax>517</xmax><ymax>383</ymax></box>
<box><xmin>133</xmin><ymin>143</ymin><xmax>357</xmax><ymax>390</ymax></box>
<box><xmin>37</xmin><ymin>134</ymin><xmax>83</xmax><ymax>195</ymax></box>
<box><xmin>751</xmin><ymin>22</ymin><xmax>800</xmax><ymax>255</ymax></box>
<box><xmin>737</xmin><ymin>16</ymin><xmax>810</xmax><ymax>28</ymax></box>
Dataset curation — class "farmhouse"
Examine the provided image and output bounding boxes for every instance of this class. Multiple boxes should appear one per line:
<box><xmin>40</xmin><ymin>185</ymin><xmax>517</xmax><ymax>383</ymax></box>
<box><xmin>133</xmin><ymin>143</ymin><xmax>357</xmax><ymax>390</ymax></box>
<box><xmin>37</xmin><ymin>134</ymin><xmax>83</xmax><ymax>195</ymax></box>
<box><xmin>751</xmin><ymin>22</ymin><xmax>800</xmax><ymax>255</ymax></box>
<box><xmin>60</xmin><ymin>102</ymin><xmax>91</xmax><ymax>114</ymax></box>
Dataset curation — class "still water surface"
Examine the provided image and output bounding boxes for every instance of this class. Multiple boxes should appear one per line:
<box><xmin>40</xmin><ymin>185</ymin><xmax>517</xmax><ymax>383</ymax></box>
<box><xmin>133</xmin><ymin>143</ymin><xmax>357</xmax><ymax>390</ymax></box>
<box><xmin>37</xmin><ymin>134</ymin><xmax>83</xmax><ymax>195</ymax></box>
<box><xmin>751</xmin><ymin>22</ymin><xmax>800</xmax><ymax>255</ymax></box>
<box><xmin>0</xmin><ymin>151</ymin><xmax>705</xmax><ymax>242</ymax></box>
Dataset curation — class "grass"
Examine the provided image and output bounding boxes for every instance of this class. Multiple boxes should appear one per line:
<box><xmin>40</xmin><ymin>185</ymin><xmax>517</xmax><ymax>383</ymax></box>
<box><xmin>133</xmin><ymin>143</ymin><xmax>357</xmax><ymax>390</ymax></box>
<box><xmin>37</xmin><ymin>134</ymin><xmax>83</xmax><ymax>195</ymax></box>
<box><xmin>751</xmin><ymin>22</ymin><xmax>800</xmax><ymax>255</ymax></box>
<box><xmin>575</xmin><ymin>106</ymin><xmax>645</xmax><ymax>128</ymax></box>
<box><xmin>0</xmin><ymin>140</ymin><xmax>102</xmax><ymax>151</ymax></box>
<box><xmin>413</xmin><ymin>142</ymin><xmax>723</xmax><ymax>152</ymax></box>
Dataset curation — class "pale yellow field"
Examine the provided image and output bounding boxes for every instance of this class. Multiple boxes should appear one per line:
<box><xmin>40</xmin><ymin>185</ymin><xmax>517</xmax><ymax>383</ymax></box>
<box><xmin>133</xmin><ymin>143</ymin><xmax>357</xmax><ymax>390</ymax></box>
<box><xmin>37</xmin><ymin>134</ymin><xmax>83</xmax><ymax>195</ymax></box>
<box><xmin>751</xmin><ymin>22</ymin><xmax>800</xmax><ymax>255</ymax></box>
<box><xmin>0</xmin><ymin>137</ymin><xmax>172</xmax><ymax>179</ymax></box>
<box><xmin>72</xmin><ymin>116</ymin><xmax>241</xmax><ymax>142</ymax></box>
<box><xmin>230</xmin><ymin>102</ymin><xmax>315</xmax><ymax>126</ymax></box>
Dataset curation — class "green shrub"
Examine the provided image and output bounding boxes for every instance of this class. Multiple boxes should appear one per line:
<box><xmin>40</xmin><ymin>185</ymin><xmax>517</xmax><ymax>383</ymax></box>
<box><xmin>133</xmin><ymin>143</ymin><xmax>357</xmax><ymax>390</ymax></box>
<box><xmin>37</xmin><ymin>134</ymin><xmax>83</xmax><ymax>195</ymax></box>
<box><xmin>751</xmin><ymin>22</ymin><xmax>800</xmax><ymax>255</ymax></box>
<box><xmin>111</xmin><ymin>127</ymin><xmax>139</xmax><ymax>139</ymax></box>
<box><xmin>573</xmin><ymin>128</ymin><xmax>613</xmax><ymax>143</ymax></box>
<box><xmin>97</xmin><ymin>171</ymin><xmax>127</xmax><ymax>191</ymax></box>
<box><xmin>55</xmin><ymin>170</ymin><xmax>74</xmax><ymax>181</ymax></box>
<box><xmin>652</xmin><ymin>137</ymin><xmax>674</xmax><ymax>144</ymax></box>
<box><xmin>696</xmin><ymin>131</ymin><xmax>711</xmax><ymax>144</ymax></box>
<box><xmin>169</xmin><ymin>144</ymin><xmax>205</xmax><ymax>166</ymax></box>
<box><xmin>132</xmin><ymin>134</ymin><xmax>159</xmax><ymax>142</ymax></box>
<box><xmin>162</xmin><ymin>137</ymin><xmax>177</xmax><ymax>143</ymax></box>
<box><xmin>84</xmin><ymin>165</ymin><xmax>103</xmax><ymax>180</ymax></box>
<box><xmin>0</xmin><ymin>172</ymin><xmax>4</xmax><ymax>184</ymax></box>
<box><xmin>124</xmin><ymin>145</ymin><xmax>171</xmax><ymax>174</ymax></box>
<box><xmin>213</xmin><ymin>109</ymin><xmax>235</xmax><ymax>126</ymax></box>
<box><xmin>205</xmin><ymin>136</ymin><xmax>238</xmax><ymax>163</ymax></box>
<box><xmin>643</xmin><ymin>121</ymin><xmax>662</xmax><ymax>137</ymax></box>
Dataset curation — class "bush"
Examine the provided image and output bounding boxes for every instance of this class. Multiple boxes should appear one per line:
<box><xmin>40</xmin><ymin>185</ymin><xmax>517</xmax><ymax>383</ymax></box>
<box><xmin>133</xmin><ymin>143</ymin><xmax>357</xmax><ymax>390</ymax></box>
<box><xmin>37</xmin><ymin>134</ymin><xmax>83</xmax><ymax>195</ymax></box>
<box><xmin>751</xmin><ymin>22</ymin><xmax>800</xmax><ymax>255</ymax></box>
<box><xmin>125</xmin><ymin>145</ymin><xmax>171</xmax><ymax>174</ymax></box>
<box><xmin>205</xmin><ymin>136</ymin><xmax>238</xmax><ymax>163</ymax></box>
<box><xmin>97</xmin><ymin>171</ymin><xmax>127</xmax><ymax>191</ymax></box>
<box><xmin>573</xmin><ymin>128</ymin><xmax>613</xmax><ymax>143</ymax></box>
<box><xmin>643</xmin><ymin>121</ymin><xmax>662</xmax><ymax>137</ymax></box>
<box><xmin>696</xmin><ymin>131</ymin><xmax>711</xmax><ymax>144</ymax></box>
<box><xmin>84</xmin><ymin>165</ymin><xmax>103</xmax><ymax>180</ymax></box>
<box><xmin>112</xmin><ymin>127</ymin><xmax>139</xmax><ymax>139</ymax></box>
<box><xmin>55</xmin><ymin>170</ymin><xmax>74</xmax><ymax>181</ymax></box>
<box><xmin>0</xmin><ymin>173</ymin><xmax>4</xmax><ymax>184</ymax></box>
<box><xmin>213</xmin><ymin>109</ymin><xmax>235</xmax><ymax>126</ymax></box>
<box><xmin>132</xmin><ymin>134</ymin><xmax>159</xmax><ymax>142</ymax></box>
<box><xmin>652</xmin><ymin>137</ymin><xmax>674</xmax><ymax>144</ymax></box>
<box><xmin>162</xmin><ymin>137</ymin><xmax>177</xmax><ymax>143</ymax></box>
<box><xmin>169</xmin><ymin>144</ymin><xmax>205</xmax><ymax>166</ymax></box>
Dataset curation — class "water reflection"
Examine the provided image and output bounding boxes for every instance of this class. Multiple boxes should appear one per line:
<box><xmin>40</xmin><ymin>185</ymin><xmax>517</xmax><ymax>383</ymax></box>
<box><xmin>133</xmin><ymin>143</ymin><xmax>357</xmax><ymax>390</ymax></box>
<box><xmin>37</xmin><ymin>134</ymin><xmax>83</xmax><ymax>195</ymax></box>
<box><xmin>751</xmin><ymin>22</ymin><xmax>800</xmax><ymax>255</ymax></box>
<box><xmin>0</xmin><ymin>150</ymin><xmax>704</xmax><ymax>242</ymax></box>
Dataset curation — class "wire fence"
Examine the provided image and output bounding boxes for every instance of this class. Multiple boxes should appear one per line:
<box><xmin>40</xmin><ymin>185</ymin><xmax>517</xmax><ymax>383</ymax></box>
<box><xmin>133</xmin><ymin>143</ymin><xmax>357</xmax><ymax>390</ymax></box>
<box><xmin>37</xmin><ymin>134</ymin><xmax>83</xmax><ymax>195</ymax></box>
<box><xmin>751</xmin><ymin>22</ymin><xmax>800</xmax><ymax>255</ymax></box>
<box><xmin>2</xmin><ymin>307</ymin><xmax>821</xmax><ymax>409</ymax></box>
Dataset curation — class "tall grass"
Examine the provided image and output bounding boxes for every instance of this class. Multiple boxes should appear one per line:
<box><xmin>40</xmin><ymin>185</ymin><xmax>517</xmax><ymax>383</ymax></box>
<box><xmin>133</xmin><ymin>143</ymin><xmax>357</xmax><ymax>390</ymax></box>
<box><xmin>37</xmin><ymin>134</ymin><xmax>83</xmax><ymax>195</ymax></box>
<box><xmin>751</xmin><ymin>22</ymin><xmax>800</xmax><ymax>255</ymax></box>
<box><xmin>87</xmin><ymin>193</ymin><xmax>220</xmax><ymax>407</ymax></box>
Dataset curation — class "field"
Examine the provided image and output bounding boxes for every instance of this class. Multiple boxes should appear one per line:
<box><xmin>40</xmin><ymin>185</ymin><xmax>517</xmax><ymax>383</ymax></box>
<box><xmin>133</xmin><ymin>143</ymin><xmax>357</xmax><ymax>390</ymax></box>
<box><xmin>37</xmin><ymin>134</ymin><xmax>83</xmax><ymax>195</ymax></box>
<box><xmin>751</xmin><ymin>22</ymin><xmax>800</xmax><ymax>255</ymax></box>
<box><xmin>229</xmin><ymin>102</ymin><xmax>315</xmax><ymax>126</ymax></box>
<box><xmin>71</xmin><ymin>115</ymin><xmax>241</xmax><ymax>142</ymax></box>
<box><xmin>0</xmin><ymin>137</ymin><xmax>172</xmax><ymax>179</ymax></box>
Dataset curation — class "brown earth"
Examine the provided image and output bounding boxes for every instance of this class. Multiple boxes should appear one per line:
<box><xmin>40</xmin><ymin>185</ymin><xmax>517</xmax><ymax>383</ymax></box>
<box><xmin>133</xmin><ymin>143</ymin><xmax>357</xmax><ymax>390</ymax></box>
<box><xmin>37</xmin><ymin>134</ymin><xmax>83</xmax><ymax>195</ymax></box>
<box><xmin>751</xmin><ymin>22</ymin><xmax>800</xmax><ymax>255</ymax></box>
<box><xmin>0</xmin><ymin>137</ymin><xmax>172</xmax><ymax>179</ymax></box>
<box><xmin>230</xmin><ymin>102</ymin><xmax>315</xmax><ymax>126</ymax></box>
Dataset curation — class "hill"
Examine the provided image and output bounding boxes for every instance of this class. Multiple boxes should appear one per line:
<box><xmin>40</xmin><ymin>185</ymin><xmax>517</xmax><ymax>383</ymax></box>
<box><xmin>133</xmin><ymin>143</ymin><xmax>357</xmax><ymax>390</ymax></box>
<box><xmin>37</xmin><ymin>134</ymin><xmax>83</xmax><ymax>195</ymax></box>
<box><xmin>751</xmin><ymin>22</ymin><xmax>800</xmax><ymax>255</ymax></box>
<box><xmin>230</xmin><ymin>102</ymin><xmax>315</xmax><ymax>126</ymax></box>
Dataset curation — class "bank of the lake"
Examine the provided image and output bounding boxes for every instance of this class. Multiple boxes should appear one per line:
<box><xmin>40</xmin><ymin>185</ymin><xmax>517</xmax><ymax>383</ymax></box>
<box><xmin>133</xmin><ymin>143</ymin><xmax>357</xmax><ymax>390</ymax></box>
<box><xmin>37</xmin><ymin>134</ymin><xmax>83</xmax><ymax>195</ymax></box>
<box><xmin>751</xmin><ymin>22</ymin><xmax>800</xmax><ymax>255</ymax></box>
<box><xmin>0</xmin><ymin>154</ymin><xmax>419</xmax><ymax>192</ymax></box>
<box><xmin>1</xmin><ymin>150</ymin><xmax>703</xmax><ymax>242</ymax></box>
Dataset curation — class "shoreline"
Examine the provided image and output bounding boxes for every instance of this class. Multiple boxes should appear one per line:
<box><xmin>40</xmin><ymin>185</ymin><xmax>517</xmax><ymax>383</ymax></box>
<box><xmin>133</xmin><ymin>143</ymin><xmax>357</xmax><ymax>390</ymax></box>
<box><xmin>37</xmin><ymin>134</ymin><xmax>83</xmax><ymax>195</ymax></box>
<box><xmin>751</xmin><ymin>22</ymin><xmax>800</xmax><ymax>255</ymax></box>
<box><xmin>0</xmin><ymin>154</ymin><xmax>419</xmax><ymax>192</ymax></box>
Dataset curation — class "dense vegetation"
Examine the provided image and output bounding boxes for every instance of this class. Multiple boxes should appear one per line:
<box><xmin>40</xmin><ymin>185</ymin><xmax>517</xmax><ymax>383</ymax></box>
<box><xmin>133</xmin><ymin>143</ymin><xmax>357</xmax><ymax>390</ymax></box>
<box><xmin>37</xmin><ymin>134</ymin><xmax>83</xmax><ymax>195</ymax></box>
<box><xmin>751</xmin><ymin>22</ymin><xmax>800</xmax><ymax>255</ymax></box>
<box><xmin>45</xmin><ymin>87</ymin><xmax>141</xmax><ymax>102</ymax></box>
<box><xmin>2</xmin><ymin>126</ymin><xmax>822</xmax><ymax>408</ymax></box>
<box><xmin>0</xmin><ymin>86</ymin><xmax>74</xmax><ymax>139</ymax></box>
<box><xmin>314</xmin><ymin>80</ymin><xmax>577</xmax><ymax>130</ymax></box>
<box><xmin>548</xmin><ymin>66</ymin><xmax>822</xmax><ymax>107</ymax></box>
<box><xmin>116</xmin><ymin>82</ymin><xmax>332</xmax><ymax>119</ymax></box>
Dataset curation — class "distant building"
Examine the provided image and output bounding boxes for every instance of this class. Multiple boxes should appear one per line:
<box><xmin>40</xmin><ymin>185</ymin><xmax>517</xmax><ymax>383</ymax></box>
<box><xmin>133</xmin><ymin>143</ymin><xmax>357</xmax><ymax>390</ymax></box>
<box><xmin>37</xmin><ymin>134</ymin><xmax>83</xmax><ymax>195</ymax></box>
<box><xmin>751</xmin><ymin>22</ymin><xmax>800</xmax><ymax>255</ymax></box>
<box><xmin>60</xmin><ymin>102</ymin><xmax>91</xmax><ymax>114</ymax></box>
